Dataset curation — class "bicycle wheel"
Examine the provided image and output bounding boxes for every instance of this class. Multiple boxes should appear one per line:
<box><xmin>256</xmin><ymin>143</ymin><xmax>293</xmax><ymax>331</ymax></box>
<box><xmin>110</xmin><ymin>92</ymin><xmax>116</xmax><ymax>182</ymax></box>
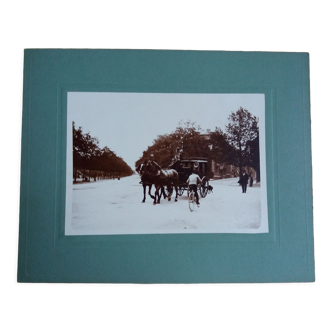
<box><xmin>188</xmin><ymin>191</ymin><xmax>195</xmax><ymax>212</ymax></box>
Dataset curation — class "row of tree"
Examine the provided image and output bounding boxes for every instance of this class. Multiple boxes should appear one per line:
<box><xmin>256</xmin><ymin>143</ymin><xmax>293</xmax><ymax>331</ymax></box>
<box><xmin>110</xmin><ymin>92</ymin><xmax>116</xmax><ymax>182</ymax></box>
<box><xmin>73</xmin><ymin>122</ymin><xmax>133</xmax><ymax>182</ymax></box>
<box><xmin>135</xmin><ymin>107</ymin><xmax>260</xmax><ymax>181</ymax></box>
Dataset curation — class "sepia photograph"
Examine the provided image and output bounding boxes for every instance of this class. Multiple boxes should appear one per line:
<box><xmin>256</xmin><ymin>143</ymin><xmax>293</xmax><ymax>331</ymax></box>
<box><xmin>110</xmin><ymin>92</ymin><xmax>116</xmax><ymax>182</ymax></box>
<box><xmin>65</xmin><ymin>92</ymin><xmax>268</xmax><ymax>235</ymax></box>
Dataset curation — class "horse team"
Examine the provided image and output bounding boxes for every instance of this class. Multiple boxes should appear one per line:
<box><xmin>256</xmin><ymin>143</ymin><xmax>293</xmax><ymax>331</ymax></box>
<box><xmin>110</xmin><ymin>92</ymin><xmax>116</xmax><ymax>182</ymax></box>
<box><xmin>136</xmin><ymin>160</ymin><xmax>179</xmax><ymax>205</ymax></box>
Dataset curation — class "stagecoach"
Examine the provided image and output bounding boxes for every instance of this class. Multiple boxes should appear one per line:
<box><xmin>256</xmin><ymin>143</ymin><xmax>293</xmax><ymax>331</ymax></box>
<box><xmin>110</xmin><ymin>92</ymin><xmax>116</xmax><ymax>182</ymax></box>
<box><xmin>167</xmin><ymin>157</ymin><xmax>212</xmax><ymax>198</ymax></box>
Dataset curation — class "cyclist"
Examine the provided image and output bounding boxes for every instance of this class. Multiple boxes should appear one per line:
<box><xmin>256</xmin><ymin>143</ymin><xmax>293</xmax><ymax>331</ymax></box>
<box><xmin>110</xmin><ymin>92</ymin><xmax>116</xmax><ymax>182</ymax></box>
<box><xmin>187</xmin><ymin>167</ymin><xmax>202</xmax><ymax>206</ymax></box>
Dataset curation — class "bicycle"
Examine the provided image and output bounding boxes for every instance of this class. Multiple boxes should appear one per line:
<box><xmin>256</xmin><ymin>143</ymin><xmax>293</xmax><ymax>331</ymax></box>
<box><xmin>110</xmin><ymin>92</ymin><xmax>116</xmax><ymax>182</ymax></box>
<box><xmin>188</xmin><ymin>187</ymin><xmax>199</xmax><ymax>212</ymax></box>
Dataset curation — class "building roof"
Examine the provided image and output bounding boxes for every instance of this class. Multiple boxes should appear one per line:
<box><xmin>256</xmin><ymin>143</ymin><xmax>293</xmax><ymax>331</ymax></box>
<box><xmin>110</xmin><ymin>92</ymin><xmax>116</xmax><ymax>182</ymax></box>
<box><xmin>180</xmin><ymin>157</ymin><xmax>208</xmax><ymax>162</ymax></box>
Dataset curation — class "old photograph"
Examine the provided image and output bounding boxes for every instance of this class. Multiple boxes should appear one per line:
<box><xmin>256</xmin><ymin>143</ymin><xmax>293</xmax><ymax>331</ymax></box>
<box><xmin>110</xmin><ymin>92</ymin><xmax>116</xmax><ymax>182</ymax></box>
<box><xmin>65</xmin><ymin>92</ymin><xmax>268</xmax><ymax>235</ymax></box>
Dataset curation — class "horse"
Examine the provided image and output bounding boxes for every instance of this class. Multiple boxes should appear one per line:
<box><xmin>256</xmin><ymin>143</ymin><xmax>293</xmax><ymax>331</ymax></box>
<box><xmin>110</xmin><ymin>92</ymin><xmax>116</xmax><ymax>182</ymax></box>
<box><xmin>144</xmin><ymin>160</ymin><xmax>179</xmax><ymax>205</ymax></box>
<box><xmin>136</xmin><ymin>162</ymin><xmax>167</xmax><ymax>203</ymax></box>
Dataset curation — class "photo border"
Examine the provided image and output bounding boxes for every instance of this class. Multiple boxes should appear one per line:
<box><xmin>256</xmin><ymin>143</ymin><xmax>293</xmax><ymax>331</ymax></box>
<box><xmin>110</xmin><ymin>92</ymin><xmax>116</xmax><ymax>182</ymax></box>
<box><xmin>58</xmin><ymin>84</ymin><xmax>275</xmax><ymax>243</ymax></box>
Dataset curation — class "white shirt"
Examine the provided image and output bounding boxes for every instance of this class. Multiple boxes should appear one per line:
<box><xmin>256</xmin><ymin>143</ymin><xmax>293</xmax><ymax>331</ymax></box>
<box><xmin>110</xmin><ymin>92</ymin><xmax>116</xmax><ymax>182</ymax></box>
<box><xmin>187</xmin><ymin>173</ymin><xmax>202</xmax><ymax>185</ymax></box>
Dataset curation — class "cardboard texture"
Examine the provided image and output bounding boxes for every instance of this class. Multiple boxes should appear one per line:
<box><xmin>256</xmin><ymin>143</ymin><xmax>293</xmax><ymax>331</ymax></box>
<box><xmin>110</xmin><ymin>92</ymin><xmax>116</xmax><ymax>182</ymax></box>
<box><xmin>17</xmin><ymin>49</ymin><xmax>314</xmax><ymax>283</ymax></box>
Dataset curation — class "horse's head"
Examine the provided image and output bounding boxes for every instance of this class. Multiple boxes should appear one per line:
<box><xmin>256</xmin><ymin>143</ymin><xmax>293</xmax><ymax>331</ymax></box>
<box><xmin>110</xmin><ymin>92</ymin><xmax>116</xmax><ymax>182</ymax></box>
<box><xmin>136</xmin><ymin>160</ymin><xmax>156</xmax><ymax>182</ymax></box>
<box><xmin>145</xmin><ymin>160</ymin><xmax>161</xmax><ymax>177</ymax></box>
<box><xmin>136</xmin><ymin>163</ymin><xmax>146</xmax><ymax>175</ymax></box>
<box><xmin>136</xmin><ymin>159</ymin><xmax>150</xmax><ymax>175</ymax></box>
<box><xmin>144</xmin><ymin>160</ymin><xmax>155</xmax><ymax>174</ymax></box>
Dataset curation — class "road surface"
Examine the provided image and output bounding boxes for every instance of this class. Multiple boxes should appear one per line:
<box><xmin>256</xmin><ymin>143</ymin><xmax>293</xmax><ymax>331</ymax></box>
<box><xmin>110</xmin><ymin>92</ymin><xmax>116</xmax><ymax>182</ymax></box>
<box><xmin>66</xmin><ymin>174</ymin><xmax>267</xmax><ymax>235</ymax></box>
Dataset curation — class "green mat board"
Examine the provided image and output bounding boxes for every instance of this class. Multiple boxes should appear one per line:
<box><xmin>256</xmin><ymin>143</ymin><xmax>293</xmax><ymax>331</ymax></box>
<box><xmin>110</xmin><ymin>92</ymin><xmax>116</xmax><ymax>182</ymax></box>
<box><xmin>17</xmin><ymin>49</ymin><xmax>314</xmax><ymax>283</ymax></box>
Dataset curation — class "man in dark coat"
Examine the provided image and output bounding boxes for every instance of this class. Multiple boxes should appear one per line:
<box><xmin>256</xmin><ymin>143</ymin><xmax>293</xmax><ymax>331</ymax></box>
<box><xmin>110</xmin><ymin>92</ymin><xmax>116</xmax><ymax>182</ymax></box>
<box><xmin>238</xmin><ymin>171</ymin><xmax>249</xmax><ymax>193</ymax></box>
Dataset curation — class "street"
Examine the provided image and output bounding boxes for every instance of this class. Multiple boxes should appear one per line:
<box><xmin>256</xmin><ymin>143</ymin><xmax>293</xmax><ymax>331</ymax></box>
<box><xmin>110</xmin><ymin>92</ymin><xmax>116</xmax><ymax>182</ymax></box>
<box><xmin>67</xmin><ymin>174</ymin><xmax>265</xmax><ymax>235</ymax></box>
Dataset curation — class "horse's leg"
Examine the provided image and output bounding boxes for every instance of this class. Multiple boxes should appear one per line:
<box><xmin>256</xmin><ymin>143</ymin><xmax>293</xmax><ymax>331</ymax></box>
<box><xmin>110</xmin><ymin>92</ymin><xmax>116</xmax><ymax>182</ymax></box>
<box><xmin>158</xmin><ymin>185</ymin><xmax>162</xmax><ymax>203</ymax></box>
<box><xmin>142</xmin><ymin>184</ymin><xmax>146</xmax><ymax>203</ymax></box>
<box><xmin>161</xmin><ymin>186</ymin><xmax>167</xmax><ymax>199</ymax></box>
<box><xmin>167</xmin><ymin>185</ymin><xmax>172</xmax><ymax>201</ymax></box>
<box><xmin>155</xmin><ymin>184</ymin><xmax>162</xmax><ymax>204</ymax></box>
<box><xmin>174</xmin><ymin>175</ymin><xmax>179</xmax><ymax>202</ymax></box>
<box><xmin>148</xmin><ymin>184</ymin><xmax>155</xmax><ymax>199</ymax></box>
<box><xmin>153</xmin><ymin>185</ymin><xmax>158</xmax><ymax>205</ymax></box>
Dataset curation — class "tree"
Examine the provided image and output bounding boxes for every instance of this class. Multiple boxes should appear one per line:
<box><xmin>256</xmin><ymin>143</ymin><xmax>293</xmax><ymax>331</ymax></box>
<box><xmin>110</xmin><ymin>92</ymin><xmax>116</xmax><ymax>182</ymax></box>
<box><xmin>245</xmin><ymin>133</ymin><xmax>260</xmax><ymax>182</ymax></box>
<box><xmin>99</xmin><ymin>147</ymin><xmax>133</xmax><ymax>175</ymax></box>
<box><xmin>135</xmin><ymin>120</ymin><xmax>210</xmax><ymax>168</ymax></box>
<box><xmin>225</xmin><ymin>107</ymin><xmax>259</xmax><ymax>175</ymax></box>
<box><xmin>72</xmin><ymin>122</ymin><xmax>133</xmax><ymax>181</ymax></box>
<box><xmin>172</xmin><ymin>120</ymin><xmax>207</xmax><ymax>158</ymax></box>
<box><xmin>209</xmin><ymin>127</ymin><xmax>234</xmax><ymax>165</ymax></box>
<box><xmin>81</xmin><ymin>132</ymin><xmax>100</xmax><ymax>171</ymax></box>
<box><xmin>72</xmin><ymin>122</ymin><xmax>85</xmax><ymax>181</ymax></box>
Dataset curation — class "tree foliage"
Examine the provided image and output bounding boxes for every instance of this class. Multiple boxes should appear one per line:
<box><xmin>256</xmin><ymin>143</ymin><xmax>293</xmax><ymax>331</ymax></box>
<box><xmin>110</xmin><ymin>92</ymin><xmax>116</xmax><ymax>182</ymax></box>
<box><xmin>225</xmin><ymin>107</ymin><xmax>259</xmax><ymax>175</ymax></box>
<box><xmin>135</xmin><ymin>109</ymin><xmax>260</xmax><ymax>181</ymax></box>
<box><xmin>135</xmin><ymin>120</ymin><xmax>211</xmax><ymax>168</ymax></box>
<box><xmin>72</xmin><ymin>122</ymin><xmax>133</xmax><ymax>181</ymax></box>
<box><xmin>208</xmin><ymin>127</ymin><xmax>234</xmax><ymax>165</ymax></box>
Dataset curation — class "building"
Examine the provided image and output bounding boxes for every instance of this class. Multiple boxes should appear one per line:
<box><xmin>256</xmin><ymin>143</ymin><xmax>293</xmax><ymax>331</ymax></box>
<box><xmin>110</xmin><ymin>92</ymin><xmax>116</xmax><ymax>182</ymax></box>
<box><xmin>202</xmin><ymin>133</ymin><xmax>258</xmax><ymax>182</ymax></box>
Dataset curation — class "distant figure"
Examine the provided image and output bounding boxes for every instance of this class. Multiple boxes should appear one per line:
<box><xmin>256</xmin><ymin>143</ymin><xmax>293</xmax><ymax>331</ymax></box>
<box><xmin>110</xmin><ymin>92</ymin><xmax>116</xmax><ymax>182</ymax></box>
<box><xmin>238</xmin><ymin>171</ymin><xmax>249</xmax><ymax>193</ymax></box>
<box><xmin>118</xmin><ymin>176</ymin><xmax>120</xmax><ymax>180</ymax></box>
<box><xmin>249</xmin><ymin>174</ymin><xmax>254</xmax><ymax>187</ymax></box>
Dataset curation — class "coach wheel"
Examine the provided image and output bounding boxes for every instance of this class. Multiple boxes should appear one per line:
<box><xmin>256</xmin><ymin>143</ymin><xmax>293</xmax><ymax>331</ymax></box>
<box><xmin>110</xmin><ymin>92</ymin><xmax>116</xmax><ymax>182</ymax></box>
<box><xmin>200</xmin><ymin>179</ymin><xmax>209</xmax><ymax>198</ymax></box>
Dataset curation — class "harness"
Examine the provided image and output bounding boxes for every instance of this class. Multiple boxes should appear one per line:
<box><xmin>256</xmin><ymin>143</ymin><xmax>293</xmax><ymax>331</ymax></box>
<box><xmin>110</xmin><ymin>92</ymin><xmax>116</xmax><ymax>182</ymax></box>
<box><xmin>147</xmin><ymin>161</ymin><xmax>178</xmax><ymax>184</ymax></box>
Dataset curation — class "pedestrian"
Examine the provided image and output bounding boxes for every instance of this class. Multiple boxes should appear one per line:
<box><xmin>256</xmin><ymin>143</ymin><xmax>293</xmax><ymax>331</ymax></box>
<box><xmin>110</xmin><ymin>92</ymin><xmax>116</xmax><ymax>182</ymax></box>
<box><xmin>238</xmin><ymin>170</ymin><xmax>249</xmax><ymax>193</ymax></box>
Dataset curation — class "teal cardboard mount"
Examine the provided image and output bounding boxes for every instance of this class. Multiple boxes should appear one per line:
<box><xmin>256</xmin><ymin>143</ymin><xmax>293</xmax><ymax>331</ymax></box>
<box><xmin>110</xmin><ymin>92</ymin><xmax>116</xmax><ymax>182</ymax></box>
<box><xmin>18</xmin><ymin>49</ymin><xmax>314</xmax><ymax>283</ymax></box>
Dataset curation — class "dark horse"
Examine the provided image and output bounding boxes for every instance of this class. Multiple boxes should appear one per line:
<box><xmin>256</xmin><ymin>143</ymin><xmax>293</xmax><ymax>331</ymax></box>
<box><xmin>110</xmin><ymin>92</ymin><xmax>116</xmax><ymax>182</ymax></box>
<box><xmin>136</xmin><ymin>161</ymin><xmax>166</xmax><ymax>203</ymax></box>
<box><xmin>144</xmin><ymin>160</ymin><xmax>179</xmax><ymax>205</ymax></box>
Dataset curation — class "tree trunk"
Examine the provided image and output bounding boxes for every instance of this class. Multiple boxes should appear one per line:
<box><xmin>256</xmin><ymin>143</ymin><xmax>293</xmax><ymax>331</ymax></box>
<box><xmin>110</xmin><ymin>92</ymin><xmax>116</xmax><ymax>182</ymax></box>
<box><xmin>239</xmin><ymin>159</ymin><xmax>242</xmax><ymax>176</ymax></box>
<box><xmin>255</xmin><ymin>164</ymin><xmax>260</xmax><ymax>183</ymax></box>
<box><xmin>238</xmin><ymin>162</ymin><xmax>242</xmax><ymax>178</ymax></box>
<box><xmin>74</xmin><ymin>168</ymin><xmax>77</xmax><ymax>183</ymax></box>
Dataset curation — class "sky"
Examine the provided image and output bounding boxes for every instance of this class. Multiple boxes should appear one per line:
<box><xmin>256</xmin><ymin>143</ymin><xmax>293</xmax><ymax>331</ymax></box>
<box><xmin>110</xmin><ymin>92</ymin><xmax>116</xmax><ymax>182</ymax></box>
<box><xmin>67</xmin><ymin>92</ymin><xmax>265</xmax><ymax>169</ymax></box>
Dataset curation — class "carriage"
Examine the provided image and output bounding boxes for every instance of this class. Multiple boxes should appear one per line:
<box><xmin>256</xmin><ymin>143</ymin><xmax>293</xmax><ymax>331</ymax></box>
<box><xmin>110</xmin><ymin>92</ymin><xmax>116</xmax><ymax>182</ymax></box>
<box><xmin>167</xmin><ymin>157</ymin><xmax>212</xmax><ymax>198</ymax></box>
